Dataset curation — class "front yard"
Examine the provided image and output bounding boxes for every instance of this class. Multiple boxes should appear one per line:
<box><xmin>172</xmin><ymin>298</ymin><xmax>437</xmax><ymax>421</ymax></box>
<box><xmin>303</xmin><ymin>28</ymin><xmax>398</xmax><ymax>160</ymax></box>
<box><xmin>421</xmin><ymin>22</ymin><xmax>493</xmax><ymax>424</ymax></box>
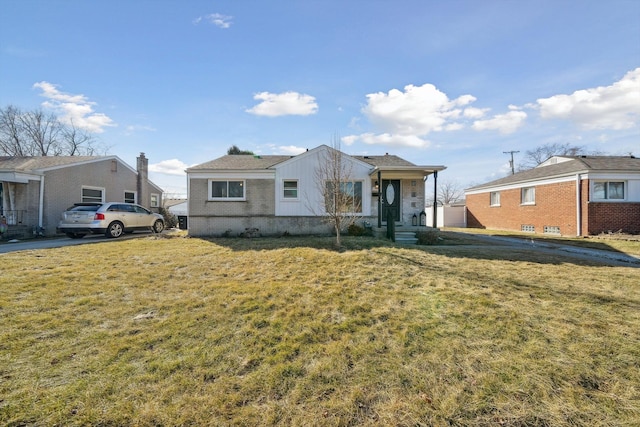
<box><xmin>1</xmin><ymin>234</ymin><xmax>639</xmax><ymax>426</ymax></box>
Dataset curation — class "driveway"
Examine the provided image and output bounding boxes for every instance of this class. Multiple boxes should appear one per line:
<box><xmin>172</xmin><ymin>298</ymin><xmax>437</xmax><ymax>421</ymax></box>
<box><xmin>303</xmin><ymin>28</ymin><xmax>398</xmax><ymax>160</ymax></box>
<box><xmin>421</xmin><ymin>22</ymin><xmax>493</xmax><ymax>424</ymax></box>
<box><xmin>451</xmin><ymin>231</ymin><xmax>640</xmax><ymax>268</ymax></box>
<box><xmin>0</xmin><ymin>232</ymin><xmax>160</xmax><ymax>254</ymax></box>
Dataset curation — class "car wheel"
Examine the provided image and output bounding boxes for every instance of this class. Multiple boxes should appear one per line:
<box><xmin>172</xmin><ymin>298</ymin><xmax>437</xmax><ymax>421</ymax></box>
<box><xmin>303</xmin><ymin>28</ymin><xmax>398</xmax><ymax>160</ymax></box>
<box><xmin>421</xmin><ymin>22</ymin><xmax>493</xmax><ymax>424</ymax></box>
<box><xmin>153</xmin><ymin>220</ymin><xmax>165</xmax><ymax>233</ymax></box>
<box><xmin>66</xmin><ymin>232</ymin><xmax>86</xmax><ymax>239</ymax></box>
<box><xmin>106</xmin><ymin>221</ymin><xmax>124</xmax><ymax>238</ymax></box>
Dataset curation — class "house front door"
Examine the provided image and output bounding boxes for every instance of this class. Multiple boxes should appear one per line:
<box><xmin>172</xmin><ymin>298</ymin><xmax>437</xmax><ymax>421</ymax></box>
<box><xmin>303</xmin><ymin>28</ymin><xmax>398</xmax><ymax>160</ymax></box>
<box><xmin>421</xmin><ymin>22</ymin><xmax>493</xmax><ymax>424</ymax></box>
<box><xmin>381</xmin><ymin>180</ymin><xmax>400</xmax><ymax>223</ymax></box>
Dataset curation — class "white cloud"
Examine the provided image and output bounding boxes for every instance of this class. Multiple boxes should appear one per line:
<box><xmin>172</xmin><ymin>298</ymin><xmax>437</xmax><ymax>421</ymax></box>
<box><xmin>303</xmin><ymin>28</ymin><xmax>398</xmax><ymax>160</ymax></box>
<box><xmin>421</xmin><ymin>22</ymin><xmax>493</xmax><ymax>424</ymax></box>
<box><xmin>33</xmin><ymin>81</ymin><xmax>116</xmax><ymax>133</ymax></box>
<box><xmin>463</xmin><ymin>107</ymin><xmax>489</xmax><ymax>119</ymax></box>
<box><xmin>472</xmin><ymin>110</ymin><xmax>527</xmax><ymax>134</ymax></box>
<box><xmin>362</xmin><ymin>83</ymin><xmax>474</xmax><ymax>135</ymax></box>
<box><xmin>342</xmin><ymin>132</ymin><xmax>430</xmax><ymax>148</ymax></box>
<box><xmin>344</xmin><ymin>83</ymin><xmax>475</xmax><ymax>148</ymax></box>
<box><xmin>193</xmin><ymin>13</ymin><xmax>232</xmax><ymax>28</ymax></box>
<box><xmin>246</xmin><ymin>91</ymin><xmax>318</xmax><ymax>117</ymax></box>
<box><xmin>277</xmin><ymin>145</ymin><xmax>307</xmax><ymax>155</ymax></box>
<box><xmin>125</xmin><ymin>124</ymin><xmax>157</xmax><ymax>135</ymax></box>
<box><xmin>149</xmin><ymin>159</ymin><xmax>190</xmax><ymax>176</ymax></box>
<box><xmin>536</xmin><ymin>67</ymin><xmax>640</xmax><ymax>130</ymax></box>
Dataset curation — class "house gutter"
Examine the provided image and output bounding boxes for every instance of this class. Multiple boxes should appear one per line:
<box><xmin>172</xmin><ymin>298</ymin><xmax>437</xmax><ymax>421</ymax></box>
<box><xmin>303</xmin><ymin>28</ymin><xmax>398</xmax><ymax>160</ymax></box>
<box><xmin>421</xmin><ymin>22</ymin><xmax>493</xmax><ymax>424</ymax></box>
<box><xmin>38</xmin><ymin>175</ymin><xmax>44</xmax><ymax>230</ymax></box>
<box><xmin>575</xmin><ymin>173</ymin><xmax>581</xmax><ymax>237</ymax></box>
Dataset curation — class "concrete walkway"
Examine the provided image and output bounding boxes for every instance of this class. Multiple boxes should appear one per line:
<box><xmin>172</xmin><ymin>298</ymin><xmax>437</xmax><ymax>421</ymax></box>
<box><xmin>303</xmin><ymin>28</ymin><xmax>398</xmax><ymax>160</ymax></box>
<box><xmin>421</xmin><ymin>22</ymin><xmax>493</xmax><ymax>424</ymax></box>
<box><xmin>451</xmin><ymin>231</ymin><xmax>640</xmax><ymax>268</ymax></box>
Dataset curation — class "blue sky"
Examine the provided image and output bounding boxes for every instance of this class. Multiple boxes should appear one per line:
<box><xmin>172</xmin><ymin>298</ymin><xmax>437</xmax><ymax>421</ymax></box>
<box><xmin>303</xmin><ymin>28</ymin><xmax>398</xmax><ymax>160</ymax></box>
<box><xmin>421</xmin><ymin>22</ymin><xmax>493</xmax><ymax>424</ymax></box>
<box><xmin>2</xmin><ymin>0</ymin><xmax>639</xmax><ymax>196</ymax></box>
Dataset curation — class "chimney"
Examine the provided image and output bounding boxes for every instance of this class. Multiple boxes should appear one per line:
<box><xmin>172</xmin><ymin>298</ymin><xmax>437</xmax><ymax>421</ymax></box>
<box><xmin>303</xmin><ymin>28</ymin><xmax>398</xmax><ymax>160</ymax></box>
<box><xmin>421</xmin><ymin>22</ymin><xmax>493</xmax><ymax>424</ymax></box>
<box><xmin>137</xmin><ymin>152</ymin><xmax>148</xmax><ymax>207</ymax></box>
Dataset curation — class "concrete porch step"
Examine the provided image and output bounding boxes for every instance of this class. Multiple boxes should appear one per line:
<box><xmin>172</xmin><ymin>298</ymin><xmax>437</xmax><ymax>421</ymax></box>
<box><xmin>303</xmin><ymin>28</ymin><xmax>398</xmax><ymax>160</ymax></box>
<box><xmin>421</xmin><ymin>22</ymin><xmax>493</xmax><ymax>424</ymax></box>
<box><xmin>394</xmin><ymin>231</ymin><xmax>418</xmax><ymax>244</ymax></box>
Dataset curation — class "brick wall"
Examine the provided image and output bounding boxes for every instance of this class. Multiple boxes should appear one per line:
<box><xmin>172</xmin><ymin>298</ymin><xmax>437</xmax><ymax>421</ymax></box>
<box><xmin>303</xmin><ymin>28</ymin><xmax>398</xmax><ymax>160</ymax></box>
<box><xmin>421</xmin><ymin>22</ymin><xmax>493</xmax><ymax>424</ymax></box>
<box><xmin>466</xmin><ymin>180</ymin><xmax>579</xmax><ymax>236</ymax></box>
<box><xmin>587</xmin><ymin>202</ymin><xmax>640</xmax><ymax>234</ymax></box>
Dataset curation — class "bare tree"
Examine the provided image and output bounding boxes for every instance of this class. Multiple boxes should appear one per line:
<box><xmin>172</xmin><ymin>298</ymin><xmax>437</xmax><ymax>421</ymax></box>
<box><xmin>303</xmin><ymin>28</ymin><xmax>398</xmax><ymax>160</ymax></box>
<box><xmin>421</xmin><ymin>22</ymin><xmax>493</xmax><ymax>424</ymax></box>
<box><xmin>0</xmin><ymin>105</ymin><xmax>103</xmax><ymax>156</ymax></box>
<box><xmin>315</xmin><ymin>137</ymin><xmax>361</xmax><ymax>248</ymax></box>
<box><xmin>517</xmin><ymin>142</ymin><xmax>604</xmax><ymax>171</ymax></box>
<box><xmin>0</xmin><ymin>105</ymin><xmax>25</xmax><ymax>156</ymax></box>
<box><xmin>437</xmin><ymin>179</ymin><xmax>464</xmax><ymax>205</ymax></box>
<box><xmin>19</xmin><ymin>109</ymin><xmax>62</xmax><ymax>155</ymax></box>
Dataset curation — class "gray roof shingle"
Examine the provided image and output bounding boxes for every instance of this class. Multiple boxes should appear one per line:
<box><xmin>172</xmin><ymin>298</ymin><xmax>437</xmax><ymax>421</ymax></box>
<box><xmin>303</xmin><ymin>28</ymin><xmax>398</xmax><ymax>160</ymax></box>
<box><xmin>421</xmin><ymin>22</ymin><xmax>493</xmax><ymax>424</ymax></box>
<box><xmin>467</xmin><ymin>156</ymin><xmax>640</xmax><ymax>191</ymax></box>
<box><xmin>187</xmin><ymin>154</ymin><xmax>292</xmax><ymax>171</ymax></box>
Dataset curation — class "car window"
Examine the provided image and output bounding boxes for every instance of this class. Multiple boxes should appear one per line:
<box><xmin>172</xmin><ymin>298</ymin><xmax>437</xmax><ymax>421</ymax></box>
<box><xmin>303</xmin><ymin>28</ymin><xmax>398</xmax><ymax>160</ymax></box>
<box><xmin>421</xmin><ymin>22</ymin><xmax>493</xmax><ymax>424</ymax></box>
<box><xmin>70</xmin><ymin>205</ymin><xmax>100</xmax><ymax>212</ymax></box>
<box><xmin>134</xmin><ymin>206</ymin><xmax>150</xmax><ymax>214</ymax></box>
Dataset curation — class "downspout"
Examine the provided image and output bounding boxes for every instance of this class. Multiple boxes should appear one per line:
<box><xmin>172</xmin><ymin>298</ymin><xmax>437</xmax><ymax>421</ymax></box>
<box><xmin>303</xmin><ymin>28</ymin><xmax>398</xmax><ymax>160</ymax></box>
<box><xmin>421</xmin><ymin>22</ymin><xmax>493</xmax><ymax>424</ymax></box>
<box><xmin>377</xmin><ymin>170</ymin><xmax>382</xmax><ymax>228</ymax></box>
<box><xmin>575</xmin><ymin>173</ymin><xmax>581</xmax><ymax>237</ymax></box>
<box><xmin>38</xmin><ymin>175</ymin><xmax>45</xmax><ymax>231</ymax></box>
<box><xmin>432</xmin><ymin>170</ymin><xmax>438</xmax><ymax>228</ymax></box>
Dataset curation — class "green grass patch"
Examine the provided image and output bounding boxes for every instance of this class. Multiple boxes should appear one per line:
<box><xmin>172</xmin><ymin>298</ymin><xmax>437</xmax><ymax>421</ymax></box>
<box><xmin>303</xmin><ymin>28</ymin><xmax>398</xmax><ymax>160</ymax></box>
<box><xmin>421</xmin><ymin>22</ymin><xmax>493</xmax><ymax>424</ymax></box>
<box><xmin>1</xmin><ymin>235</ymin><xmax>639</xmax><ymax>425</ymax></box>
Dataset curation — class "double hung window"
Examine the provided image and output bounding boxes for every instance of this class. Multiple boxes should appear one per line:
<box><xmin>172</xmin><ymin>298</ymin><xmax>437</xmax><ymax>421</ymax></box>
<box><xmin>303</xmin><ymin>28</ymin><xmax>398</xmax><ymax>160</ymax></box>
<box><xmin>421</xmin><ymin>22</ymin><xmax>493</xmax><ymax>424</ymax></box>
<box><xmin>490</xmin><ymin>191</ymin><xmax>501</xmax><ymax>206</ymax></box>
<box><xmin>283</xmin><ymin>180</ymin><xmax>298</xmax><ymax>199</ymax></box>
<box><xmin>82</xmin><ymin>187</ymin><xmax>104</xmax><ymax>203</ymax></box>
<box><xmin>521</xmin><ymin>187</ymin><xmax>535</xmax><ymax>205</ymax></box>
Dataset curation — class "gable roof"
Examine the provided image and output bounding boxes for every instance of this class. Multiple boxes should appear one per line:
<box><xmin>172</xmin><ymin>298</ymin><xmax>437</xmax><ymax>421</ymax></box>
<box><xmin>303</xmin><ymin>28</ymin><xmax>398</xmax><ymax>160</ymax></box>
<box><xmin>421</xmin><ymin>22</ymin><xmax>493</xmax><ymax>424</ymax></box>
<box><xmin>466</xmin><ymin>156</ymin><xmax>640</xmax><ymax>191</ymax></box>
<box><xmin>0</xmin><ymin>155</ymin><xmax>120</xmax><ymax>172</ymax></box>
<box><xmin>187</xmin><ymin>154</ymin><xmax>292</xmax><ymax>171</ymax></box>
<box><xmin>188</xmin><ymin>146</ymin><xmax>446</xmax><ymax>175</ymax></box>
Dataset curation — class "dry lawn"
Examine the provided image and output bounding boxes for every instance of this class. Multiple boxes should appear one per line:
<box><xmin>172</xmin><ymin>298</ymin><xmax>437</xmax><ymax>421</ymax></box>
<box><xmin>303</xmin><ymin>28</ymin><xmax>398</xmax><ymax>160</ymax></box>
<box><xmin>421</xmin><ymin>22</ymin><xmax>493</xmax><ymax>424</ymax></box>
<box><xmin>1</xmin><ymin>233</ymin><xmax>639</xmax><ymax>426</ymax></box>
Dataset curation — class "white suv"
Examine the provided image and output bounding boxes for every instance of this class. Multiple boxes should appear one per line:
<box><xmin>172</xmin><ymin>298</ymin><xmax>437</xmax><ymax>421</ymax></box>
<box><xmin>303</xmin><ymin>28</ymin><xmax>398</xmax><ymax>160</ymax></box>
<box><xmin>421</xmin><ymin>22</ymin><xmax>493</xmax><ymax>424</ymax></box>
<box><xmin>58</xmin><ymin>202</ymin><xmax>165</xmax><ymax>238</ymax></box>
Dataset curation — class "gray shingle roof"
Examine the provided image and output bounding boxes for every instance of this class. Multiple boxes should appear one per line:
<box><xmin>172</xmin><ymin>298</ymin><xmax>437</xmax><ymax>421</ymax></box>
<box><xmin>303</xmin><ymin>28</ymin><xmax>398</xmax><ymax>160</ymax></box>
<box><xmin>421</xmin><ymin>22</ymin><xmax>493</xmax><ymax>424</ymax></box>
<box><xmin>0</xmin><ymin>156</ymin><xmax>111</xmax><ymax>171</ymax></box>
<box><xmin>467</xmin><ymin>156</ymin><xmax>640</xmax><ymax>191</ymax></box>
<box><xmin>352</xmin><ymin>155</ymin><xmax>417</xmax><ymax>167</ymax></box>
<box><xmin>187</xmin><ymin>154</ymin><xmax>292</xmax><ymax>171</ymax></box>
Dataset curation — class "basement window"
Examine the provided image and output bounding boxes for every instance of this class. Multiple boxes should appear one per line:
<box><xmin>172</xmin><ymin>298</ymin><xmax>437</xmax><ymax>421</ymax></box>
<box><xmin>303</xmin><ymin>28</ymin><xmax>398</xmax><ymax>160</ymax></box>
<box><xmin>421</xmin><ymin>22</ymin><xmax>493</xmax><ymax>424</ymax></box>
<box><xmin>521</xmin><ymin>224</ymin><xmax>535</xmax><ymax>233</ymax></box>
<box><xmin>544</xmin><ymin>226</ymin><xmax>561</xmax><ymax>235</ymax></box>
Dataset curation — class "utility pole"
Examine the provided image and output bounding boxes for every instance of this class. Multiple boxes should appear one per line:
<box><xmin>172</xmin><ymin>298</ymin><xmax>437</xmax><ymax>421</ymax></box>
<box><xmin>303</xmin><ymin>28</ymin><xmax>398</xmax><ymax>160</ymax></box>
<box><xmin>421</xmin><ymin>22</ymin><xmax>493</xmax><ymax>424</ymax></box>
<box><xmin>503</xmin><ymin>150</ymin><xmax>519</xmax><ymax>175</ymax></box>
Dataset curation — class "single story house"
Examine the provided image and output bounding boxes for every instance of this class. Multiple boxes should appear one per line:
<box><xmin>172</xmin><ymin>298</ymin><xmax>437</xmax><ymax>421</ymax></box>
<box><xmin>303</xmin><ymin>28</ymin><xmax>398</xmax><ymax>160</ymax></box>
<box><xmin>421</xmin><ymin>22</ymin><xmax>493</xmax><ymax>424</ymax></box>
<box><xmin>465</xmin><ymin>155</ymin><xmax>640</xmax><ymax>236</ymax></box>
<box><xmin>0</xmin><ymin>152</ymin><xmax>163</xmax><ymax>238</ymax></box>
<box><xmin>186</xmin><ymin>145</ymin><xmax>446</xmax><ymax>236</ymax></box>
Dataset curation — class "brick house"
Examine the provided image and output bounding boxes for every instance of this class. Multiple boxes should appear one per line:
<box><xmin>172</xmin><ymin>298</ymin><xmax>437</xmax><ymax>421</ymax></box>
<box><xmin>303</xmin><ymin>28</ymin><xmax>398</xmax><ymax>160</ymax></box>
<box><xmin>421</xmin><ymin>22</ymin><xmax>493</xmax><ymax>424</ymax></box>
<box><xmin>0</xmin><ymin>153</ymin><xmax>163</xmax><ymax>238</ymax></box>
<box><xmin>186</xmin><ymin>145</ymin><xmax>446</xmax><ymax>236</ymax></box>
<box><xmin>465</xmin><ymin>156</ymin><xmax>640</xmax><ymax>236</ymax></box>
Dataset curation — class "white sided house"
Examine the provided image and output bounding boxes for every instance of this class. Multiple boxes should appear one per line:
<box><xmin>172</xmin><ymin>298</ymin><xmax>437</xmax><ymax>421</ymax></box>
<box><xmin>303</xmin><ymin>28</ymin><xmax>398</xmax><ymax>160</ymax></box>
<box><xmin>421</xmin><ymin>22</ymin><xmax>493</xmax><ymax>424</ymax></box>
<box><xmin>186</xmin><ymin>145</ymin><xmax>446</xmax><ymax>237</ymax></box>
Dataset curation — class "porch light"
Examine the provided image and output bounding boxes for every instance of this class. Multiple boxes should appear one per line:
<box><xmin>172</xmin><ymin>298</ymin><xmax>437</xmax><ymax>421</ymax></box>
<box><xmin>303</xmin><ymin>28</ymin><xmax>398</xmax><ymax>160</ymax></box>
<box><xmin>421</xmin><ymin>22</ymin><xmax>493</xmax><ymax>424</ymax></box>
<box><xmin>420</xmin><ymin>210</ymin><xmax>426</xmax><ymax>226</ymax></box>
<box><xmin>412</xmin><ymin>213</ymin><xmax>418</xmax><ymax>226</ymax></box>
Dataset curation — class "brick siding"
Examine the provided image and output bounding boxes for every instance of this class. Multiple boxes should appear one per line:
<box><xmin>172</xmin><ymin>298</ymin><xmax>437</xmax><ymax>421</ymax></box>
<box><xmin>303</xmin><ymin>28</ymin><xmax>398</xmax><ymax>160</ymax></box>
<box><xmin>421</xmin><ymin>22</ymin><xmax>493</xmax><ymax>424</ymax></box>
<box><xmin>467</xmin><ymin>180</ymin><xmax>579</xmax><ymax>236</ymax></box>
<box><xmin>587</xmin><ymin>202</ymin><xmax>640</xmax><ymax>234</ymax></box>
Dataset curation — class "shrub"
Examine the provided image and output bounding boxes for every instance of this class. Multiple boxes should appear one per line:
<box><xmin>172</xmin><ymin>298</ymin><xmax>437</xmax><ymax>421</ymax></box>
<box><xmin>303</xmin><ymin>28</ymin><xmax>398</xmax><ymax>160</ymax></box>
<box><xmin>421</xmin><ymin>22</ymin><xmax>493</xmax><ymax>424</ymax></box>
<box><xmin>416</xmin><ymin>229</ymin><xmax>441</xmax><ymax>245</ymax></box>
<box><xmin>158</xmin><ymin>207</ymin><xmax>178</xmax><ymax>229</ymax></box>
<box><xmin>348</xmin><ymin>223</ymin><xmax>365</xmax><ymax>236</ymax></box>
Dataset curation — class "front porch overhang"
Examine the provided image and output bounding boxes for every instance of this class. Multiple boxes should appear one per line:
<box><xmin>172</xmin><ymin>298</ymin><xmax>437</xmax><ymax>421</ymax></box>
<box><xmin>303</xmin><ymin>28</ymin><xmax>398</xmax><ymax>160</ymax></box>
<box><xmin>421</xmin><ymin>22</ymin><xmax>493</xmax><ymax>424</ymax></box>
<box><xmin>368</xmin><ymin>165</ymin><xmax>447</xmax><ymax>179</ymax></box>
<box><xmin>370</xmin><ymin>165</ymin><xmax>447</xmax><ymax>228</ymax></box>
<box><xmin>0</xmin><ymin>171</ymin><xmax>42</xmax><ymax>184</ymax></box>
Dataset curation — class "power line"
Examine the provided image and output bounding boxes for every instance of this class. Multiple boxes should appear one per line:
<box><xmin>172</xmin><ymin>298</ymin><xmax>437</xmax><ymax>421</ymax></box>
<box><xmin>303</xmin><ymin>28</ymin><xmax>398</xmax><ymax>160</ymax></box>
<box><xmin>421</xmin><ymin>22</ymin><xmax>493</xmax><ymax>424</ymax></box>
<box><xmin>503</xmin><ymin>151</ymin><xmax>519</xmax><ymax>175</ymax></box>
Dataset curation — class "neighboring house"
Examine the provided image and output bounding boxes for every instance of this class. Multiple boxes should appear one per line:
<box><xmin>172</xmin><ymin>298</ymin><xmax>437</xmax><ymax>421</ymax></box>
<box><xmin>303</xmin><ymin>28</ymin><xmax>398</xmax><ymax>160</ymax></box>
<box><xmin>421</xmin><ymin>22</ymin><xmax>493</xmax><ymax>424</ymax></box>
<box><xmin>186</xmin><ymin>145</ymin><xmax>446</xmax><ymax>236</ymax></box>
<box><xmin>465</xmin><ymin>155</ymin><xmax>640</xmax><ymax>236</ymax></box>
<box><xmin>0</xmin><ymin>152</ymin><xmax>163</xmax><ymax>238</ymax></box>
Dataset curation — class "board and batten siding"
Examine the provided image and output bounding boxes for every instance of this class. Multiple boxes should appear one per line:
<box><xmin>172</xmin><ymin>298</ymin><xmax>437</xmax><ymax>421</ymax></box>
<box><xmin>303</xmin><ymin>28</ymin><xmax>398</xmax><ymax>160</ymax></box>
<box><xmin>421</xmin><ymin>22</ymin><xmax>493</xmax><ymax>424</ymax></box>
<box><xmin>273</xmin><ymin>149</ymin><xmax>373</xmax><ymax>217</ymax></box>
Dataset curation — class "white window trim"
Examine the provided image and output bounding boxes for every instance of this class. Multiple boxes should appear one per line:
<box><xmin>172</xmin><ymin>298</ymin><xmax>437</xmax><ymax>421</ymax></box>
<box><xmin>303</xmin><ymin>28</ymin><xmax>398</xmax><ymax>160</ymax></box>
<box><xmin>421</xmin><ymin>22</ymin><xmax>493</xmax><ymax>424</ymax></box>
<box><xmin>521</xmin><ymin>187</ymin><xmax>535</xmax><ymax>205</ymax></box>
<box><xmin>150</xmin><ymin>193</ymin><xmax>160</xmax><ymax>207</ymax></box>
<box><xmin>208</xmin><ymin>179</ymin><xmax>246</xmax><ymax>201</ymax></box>
<box><xmin>282</xmin><ymin>179</ymin><xmax>299</xmax><ymax>200</ymax></box>
<box><xmin>125</xmin><ymin>190</ymin><xmax>137</xmax><ymax>204</ymax></box>
<box><xmin>591</xmin><ymin>181</ymin><xmax>626</xmax><ymax>201</ymax></box>
<box><xmin>81</xmin><ymin>186</ymin><xmax>105</xmax><ymax>203</ymax></box>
